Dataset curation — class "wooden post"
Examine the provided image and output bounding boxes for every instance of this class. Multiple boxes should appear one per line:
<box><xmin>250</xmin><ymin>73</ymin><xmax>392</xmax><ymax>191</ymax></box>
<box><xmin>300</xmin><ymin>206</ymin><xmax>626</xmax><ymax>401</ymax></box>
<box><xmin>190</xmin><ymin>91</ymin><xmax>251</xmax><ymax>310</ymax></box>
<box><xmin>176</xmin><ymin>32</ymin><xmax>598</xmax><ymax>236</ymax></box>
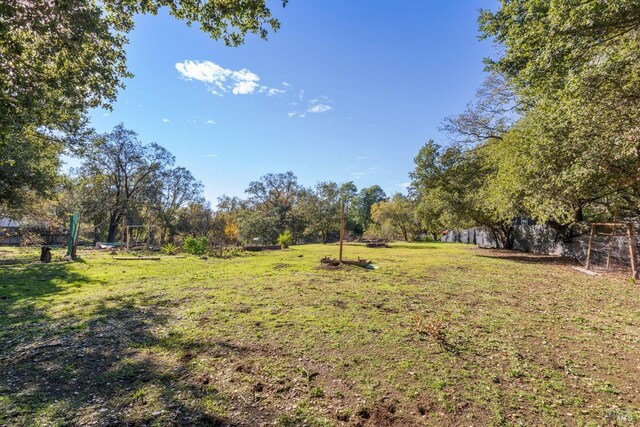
<box><xmin>121</xmin><ymin>216</ymin><xmax>127</xmax><ymax>251</ymax></box>
<box><xmin>585</xmin><ymin>224</ymin><xmax>595</xmax><ymax>270</ymax></box>
<box><xmin>627</xmin><ymin>223</ymin><xmax>637</xmax><ymax>279</ymax></box>
<box><xmin>126</xmin><ymin>225</ymin><xmax>131</xmax><ymax>252</ymax></box>
<box><xmin>339</xmin><ymin>202</ymin><xmax>345</xmax><ymax>264</ymax></box>
<box><xmin>606</xmin><ymin>210</ymin><xmax>618</xmax><ymax>270</ymax></box>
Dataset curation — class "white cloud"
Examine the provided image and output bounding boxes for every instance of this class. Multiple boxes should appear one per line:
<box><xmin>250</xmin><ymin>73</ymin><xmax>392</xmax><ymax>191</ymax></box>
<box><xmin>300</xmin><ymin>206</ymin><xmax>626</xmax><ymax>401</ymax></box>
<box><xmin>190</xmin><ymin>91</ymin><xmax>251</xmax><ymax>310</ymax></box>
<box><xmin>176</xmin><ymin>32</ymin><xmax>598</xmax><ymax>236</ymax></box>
<box><xmin>351</xmin><ymin>172</ymin><xmax>366</xmax><ymax>179</ymax></box>
<box><xmin>176</xmin><ymin>60</ymin><xmax>293</xmax><ymax>98</ymax></box>
<box><xmin>231</xmin><ymin>68</ymin><xmax>259</xmax><ymax>83</ymax></box>
<box><xmin>176</xmin><ymin>60</ymin><xmax>263</xmax><ymax>95</ymax></box>
<box><xmin>288</xmin><ymin>96</ymin><xmax>334</xmax><ymax>118</ymax></box>
<box><xmin>206</xmin><ymin>119</ymin><xmax>216</xmax><ymax>125</ymax></box>
<box><xmin>397</xmin><ymin>182</ymin><xmax>411</xmax><ymax>189</ymax></box>
<box><xmin>232</xmin><ymin>80</ymin><xmax>260</xmax><ymax>95</ymax></box>
<box><xmin>162</xmin><ymin>118</ymin><xmax>170</xmax><ymax>123</ymax></box>
<box><xmin>307</xmin><ymin>104</ymin><xmax>332</xmax><ymax>114</ymax></box>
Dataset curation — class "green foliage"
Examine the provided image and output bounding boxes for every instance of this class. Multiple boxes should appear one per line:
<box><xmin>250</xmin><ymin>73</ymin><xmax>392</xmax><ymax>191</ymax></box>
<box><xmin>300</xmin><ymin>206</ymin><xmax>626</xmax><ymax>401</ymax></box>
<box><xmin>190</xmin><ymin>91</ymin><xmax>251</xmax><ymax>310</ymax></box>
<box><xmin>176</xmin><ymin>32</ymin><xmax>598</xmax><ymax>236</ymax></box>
<box><xmin>0</xmin><ymin>130</ymin><xmax>64</xmax><ymax>211</ymax></box>
<box><xmin>355</xmin><ymin>185</ymin><xmax>387</xmax><ymax>231</ymax></box>
<box><xmin>1</xmin><ymin>0</ymin><xmax>285</xmax><ymax>131</ymax></box>
<box><xmin>238</xmin><ymin>210</ymin><xmax>281</xmax><ymax>244</ymax></box>
<box><xmin>370</xmin><ymin>193</ymin><xmax>417</xmax><ymax>242</ymax></box>
<box><xmin>77</xmin><ymin>124</ymin><xmax>175</xmax><ymax>242</ymax></box>
<box><xmin>161</xmin><ymin>243</ymin><xmax>179</xmax><ymax>255</ymax></box>
<box><xmin>476</xmin><ymin>0</ymin><xmax>640</xmax><ymax>222</ymax></box>
<box><xmin>244</xmin><ymin>172</ymin><xmax>301</xmax><ymax>242</ymax></box>
<box><xmin>1</xmin><ymin>0</ymin><xmax>285</xmax><ymax>212</ymax></box>
<box><xmin>300</xmin><ymin>182</ymin><xmax>340</xmax><ymax>243</ymax></box>
<box><xmin>182</xmin><ymin>236</ymin><xmax>208</xmax><ymax>255</ymax></box>
<box><xmin>152</xmin><ymin>167</ymin><xmax>204</xmax><ymax>243</ymax></box>
<box><xmin>277</xmin><ymin>230</ymin><xmax>294</xmax><ymax>248</ymax></box>
<box><xmin>410</xmin><ymin>140</ymin><xmax>516</xmax><ymax>248</ymax></box>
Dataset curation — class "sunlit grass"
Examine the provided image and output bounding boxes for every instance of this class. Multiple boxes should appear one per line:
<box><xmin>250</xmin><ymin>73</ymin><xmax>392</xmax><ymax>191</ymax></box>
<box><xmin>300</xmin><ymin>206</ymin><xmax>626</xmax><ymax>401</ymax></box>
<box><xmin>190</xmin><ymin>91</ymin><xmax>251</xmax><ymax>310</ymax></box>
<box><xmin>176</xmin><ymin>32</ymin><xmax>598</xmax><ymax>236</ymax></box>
<box><xmin>1</xmin><ymin>243</ymin><xmax>639</xmax><ymax>425</ymax></box>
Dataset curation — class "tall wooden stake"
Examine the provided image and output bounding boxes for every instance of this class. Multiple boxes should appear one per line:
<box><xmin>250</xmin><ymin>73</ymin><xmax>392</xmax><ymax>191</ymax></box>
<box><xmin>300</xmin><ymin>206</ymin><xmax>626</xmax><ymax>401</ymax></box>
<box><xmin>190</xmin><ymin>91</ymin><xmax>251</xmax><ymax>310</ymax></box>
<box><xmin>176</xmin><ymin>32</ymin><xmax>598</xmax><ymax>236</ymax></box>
<box><xmin>606</xmin><ymin>210</ymin><xmax>618</xmax><ymax>270</ymax></box>
<box><xmin>627</xmin><ymin>223</ymin><xmax>637</xmax><ymax>279</ymax></box>
<box><xmin>121</xmin><ymin>216</ymin><xmax>127</xmax><ymax>252</ymax></box>
<box><xmin>339</xmin><ymin>202</ymin><xmax>345</xmax><ymax>264</ymax></box>
<box><xmin>585</xmin><ymin>224</ymin><xmax>595</xmax><ymax>270</ymax></box>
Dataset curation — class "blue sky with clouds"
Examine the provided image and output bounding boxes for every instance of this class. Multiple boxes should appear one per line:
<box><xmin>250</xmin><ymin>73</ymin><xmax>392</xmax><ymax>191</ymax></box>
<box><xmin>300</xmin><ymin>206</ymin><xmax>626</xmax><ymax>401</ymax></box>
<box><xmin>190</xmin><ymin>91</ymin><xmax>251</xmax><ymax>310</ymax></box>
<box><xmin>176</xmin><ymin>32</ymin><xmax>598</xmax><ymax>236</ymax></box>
<box><xmin>87</xmin><ymin>0</ymin><xmax>499</xmax><ymax>204</ymax></box>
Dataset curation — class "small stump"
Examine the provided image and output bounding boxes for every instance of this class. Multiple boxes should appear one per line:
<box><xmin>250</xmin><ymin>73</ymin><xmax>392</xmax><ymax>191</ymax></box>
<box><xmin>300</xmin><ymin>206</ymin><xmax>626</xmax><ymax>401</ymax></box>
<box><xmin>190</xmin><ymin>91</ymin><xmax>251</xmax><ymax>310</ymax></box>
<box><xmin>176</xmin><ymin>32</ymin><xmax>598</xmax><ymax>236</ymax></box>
<box><xmin>40</xmin><ymin>246</ymin><xmax>52</xmax><ymax>263</ymax></box>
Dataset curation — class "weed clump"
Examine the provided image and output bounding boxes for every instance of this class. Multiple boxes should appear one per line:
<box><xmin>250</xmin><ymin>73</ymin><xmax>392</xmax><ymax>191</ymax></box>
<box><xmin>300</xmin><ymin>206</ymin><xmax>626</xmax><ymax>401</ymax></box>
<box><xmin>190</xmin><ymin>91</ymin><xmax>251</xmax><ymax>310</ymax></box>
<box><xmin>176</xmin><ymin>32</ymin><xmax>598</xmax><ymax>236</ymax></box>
<box><xmin>414</xmin><ymin>315</ymin><xmax>458</xmax><ymax>354</ymax></box>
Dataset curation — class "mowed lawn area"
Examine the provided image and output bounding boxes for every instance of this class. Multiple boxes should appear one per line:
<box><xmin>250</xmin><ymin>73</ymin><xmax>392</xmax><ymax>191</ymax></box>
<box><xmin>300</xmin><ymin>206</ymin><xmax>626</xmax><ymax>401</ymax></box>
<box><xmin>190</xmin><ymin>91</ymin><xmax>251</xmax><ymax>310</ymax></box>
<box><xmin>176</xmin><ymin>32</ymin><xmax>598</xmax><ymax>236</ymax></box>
<box><xmin>1</xmin><ymin>243</ymin><xmax>639</xmax><ymax>426</ymax></box>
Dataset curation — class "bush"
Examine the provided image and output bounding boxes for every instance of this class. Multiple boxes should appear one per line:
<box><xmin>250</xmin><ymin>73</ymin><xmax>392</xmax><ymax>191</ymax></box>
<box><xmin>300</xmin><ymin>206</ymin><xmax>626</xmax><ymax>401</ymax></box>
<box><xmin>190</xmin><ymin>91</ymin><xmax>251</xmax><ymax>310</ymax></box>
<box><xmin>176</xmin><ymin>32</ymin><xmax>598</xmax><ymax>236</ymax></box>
<box><xmin>277</xmin><ymin>230</ymin><xmax>293</xmax><ymax>248</ymax></box>
<box><xmin>183</xmin><ymin>236</ymin><xmax>208</xmax><ymax>255</ymax></box>
<box><xmin>162</xmin><ymin>243</ymin><xmax>179</xmax><ymax>255</ymax></box>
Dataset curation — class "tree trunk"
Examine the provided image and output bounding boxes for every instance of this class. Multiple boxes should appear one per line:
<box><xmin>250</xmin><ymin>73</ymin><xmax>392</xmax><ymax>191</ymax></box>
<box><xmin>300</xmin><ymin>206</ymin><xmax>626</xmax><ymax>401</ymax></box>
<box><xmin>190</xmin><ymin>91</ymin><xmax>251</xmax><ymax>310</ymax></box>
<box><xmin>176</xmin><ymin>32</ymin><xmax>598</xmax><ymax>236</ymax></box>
<box><xmin>93</xmin><ymin>226</ymin><xmax>100</xmax><ymax>245</ymax></box>
<box><xmin>106</xmin><ymin>212</ymin><xmax>120</xmax><ymax>243</ymax></box>
<box><xmin>496</xmin><ymin>224</ymin><xmax>514</xmax><ymax>249</ymax></box>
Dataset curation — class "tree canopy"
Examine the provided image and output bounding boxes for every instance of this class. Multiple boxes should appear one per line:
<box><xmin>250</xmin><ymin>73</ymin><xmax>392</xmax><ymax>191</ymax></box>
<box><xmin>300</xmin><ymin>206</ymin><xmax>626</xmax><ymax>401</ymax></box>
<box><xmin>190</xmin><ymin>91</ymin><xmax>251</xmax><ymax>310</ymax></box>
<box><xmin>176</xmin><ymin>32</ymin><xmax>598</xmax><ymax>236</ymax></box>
<box><xmin>0</xmin><ymin>0</ymin><xmax>286</xmax><ymax>211</ymax></box>
<box><xmin>411</xmin><ymin>0</ymin><xmax>640</xmax><ymax>241</ymax></box>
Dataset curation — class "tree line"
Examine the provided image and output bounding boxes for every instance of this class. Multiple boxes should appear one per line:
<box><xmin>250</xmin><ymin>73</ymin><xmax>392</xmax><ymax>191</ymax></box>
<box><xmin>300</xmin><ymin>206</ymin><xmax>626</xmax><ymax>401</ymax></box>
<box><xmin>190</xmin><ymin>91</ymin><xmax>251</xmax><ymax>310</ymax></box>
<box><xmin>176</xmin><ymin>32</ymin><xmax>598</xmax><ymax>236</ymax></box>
<box><xmin>5</xmin><ymin>121</ymin><xmax>428</xmax><ymax>246</ymax></box>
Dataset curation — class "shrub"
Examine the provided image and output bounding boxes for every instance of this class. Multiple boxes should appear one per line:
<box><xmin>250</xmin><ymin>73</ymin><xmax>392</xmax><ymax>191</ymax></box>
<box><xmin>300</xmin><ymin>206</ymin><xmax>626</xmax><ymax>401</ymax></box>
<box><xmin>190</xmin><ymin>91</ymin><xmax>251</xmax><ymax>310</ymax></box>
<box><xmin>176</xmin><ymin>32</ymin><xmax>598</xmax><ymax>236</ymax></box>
<box><xmin>183</xmin><ymin>236</ymin><xmax>208</xmax><ymax>255</ymax></box>
<box><xmin>277</xmin><ymin>230</ymin><xmax>293</xmax><ymax>248</ymax></box>
<box><xmin>162</xmin><ymin>243</ymin><xmax>179</xmax><ymax>255</ymax></box>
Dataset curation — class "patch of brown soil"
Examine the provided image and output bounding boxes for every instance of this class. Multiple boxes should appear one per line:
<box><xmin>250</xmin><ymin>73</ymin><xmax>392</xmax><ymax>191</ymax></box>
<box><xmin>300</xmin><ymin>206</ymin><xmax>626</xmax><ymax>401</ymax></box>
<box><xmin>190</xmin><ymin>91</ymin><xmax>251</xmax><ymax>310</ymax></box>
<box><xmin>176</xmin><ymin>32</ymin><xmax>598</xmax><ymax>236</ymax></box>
<box><xmin>355</xmin><ymin>398</ymin><xmax>413</xmax><ymax>427</ymax></box>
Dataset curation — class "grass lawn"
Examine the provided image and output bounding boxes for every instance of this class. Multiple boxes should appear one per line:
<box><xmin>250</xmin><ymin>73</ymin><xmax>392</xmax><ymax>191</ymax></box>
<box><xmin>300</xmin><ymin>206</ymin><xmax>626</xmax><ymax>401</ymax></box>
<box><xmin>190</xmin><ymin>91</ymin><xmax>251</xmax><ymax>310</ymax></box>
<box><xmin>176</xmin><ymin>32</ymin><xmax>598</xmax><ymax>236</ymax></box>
<box><xmin>1</xmin><ymin>243</ymin><xmax>639</xmax><ymax>426</ymax></box>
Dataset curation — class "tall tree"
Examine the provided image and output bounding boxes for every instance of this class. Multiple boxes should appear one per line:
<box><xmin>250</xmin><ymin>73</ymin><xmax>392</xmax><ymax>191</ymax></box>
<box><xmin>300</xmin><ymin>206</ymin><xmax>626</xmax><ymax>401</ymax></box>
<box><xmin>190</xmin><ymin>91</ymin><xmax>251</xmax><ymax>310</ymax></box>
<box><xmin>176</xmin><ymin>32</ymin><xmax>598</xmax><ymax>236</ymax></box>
<box><xmin>152</xmin><ymin>167</ymin><xmax>203</xmax><ymax>242</ymax></box>
<box><xmin>303</xmin><ymin>182</ymin><xmax>341</xmax><ymax>244</ymax></box>
<box><xmin>410</xmin><ymin>140</ymin><xmax>518</xmax><ymax>248</ymax></box>
<box><xmin>245</xmin><ymin>171</ymin><xmax>301</xmax><ymax>235</ymax></box>
<box><xmin>355</xmin><ymin>185</ymin><xmax>387</xmax><ymax>231</ymax></box>
<box><xmin>177</xmin><ymin>201</ymin><xmax>213</xmax><ymax>238</ymax></box>
<box><xmin>78</xmin><ymin>124</ymin><xmax>173</xmax><ymax>242</ymax></box>
<box><xmin>370</xmin><ymin>194</ymin><xmax>416</xmax><ymax>242</ymax></box>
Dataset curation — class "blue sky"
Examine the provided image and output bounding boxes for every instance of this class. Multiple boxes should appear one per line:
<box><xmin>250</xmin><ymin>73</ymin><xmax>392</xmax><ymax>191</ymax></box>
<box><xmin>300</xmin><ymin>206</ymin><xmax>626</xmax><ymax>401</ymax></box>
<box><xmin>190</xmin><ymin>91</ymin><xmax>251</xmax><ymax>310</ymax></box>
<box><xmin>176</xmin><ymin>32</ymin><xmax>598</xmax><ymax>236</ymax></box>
<box><xmin>87</xmin><ymin>0</ymin><xmax>499</xmax><ymax>204</ymax></box>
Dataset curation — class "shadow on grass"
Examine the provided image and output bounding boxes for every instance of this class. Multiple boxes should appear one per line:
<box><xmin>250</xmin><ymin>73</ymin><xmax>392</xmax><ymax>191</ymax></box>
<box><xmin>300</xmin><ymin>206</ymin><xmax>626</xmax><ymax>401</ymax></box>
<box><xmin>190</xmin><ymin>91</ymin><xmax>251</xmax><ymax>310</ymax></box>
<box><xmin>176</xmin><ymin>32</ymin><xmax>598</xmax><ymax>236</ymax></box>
<box><xmin>387</xmin><ymin>243</ymin><xmax>440</xmax><ymax>249</ymax></box>
<box><xmin>475</xmin><ymin>250</ymin><xmax>578</xmax><ymax>266</ymax></box>
<box><xmin>0</xmin><ymin>289</ymin><xmax>263</xmax><ymax>426</ymax></box>
<box><xmin>0</xmin><ymin>262</ymin><xmax>91</xmax><ymax>333</ymax></box>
